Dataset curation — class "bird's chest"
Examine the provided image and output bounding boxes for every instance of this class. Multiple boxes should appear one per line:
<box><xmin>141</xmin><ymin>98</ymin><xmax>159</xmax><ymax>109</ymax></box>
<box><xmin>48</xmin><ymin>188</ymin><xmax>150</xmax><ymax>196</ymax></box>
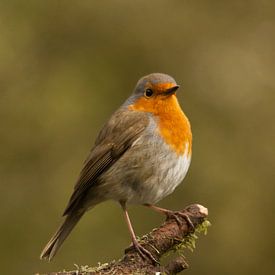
<box><xmin>125</xmin><ymin>118</ymin><xmax>192</xmax><ymax>204</ymax></box>
<box><xmin>156</xmin><ymin>105</ymin><xmax>192</xmax><ymax>156</ymax></box>
<box><xmin>140</xmin><ymin>139</ymin><xmax>191</xmax><ymax>204</ymax></box>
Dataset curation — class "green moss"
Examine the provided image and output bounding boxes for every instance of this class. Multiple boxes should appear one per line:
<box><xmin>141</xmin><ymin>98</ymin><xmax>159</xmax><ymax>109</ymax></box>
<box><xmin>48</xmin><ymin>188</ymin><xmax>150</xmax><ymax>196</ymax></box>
<box><xmin>174</xmin><ymin>219</ymin><xmax>211</xmax><ymax>254</ymax></box>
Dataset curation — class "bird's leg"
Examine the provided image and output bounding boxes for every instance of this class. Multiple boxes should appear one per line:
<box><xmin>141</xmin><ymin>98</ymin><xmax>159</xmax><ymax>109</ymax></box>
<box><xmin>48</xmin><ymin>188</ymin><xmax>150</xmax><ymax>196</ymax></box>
<box><xmin>120</xmin><ymin>201</ymin><xmax>159</xmax><ymax>265</ymax></box>
<box><xmin>144</xmin><ymin>204</ymin><xmax>195</xmax><ymax>230</ymax></box>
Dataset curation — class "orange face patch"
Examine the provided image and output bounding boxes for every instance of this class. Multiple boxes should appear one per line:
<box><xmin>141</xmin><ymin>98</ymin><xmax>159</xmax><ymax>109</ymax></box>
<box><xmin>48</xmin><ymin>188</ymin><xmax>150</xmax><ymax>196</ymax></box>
<box><xmin>129</xmin><ymin>94</ymin><xmax>192</xmax><ymax>155</ymax></box>
<box><xmin>147</xmin><ymin>82</ymin><xmax>177</xmax><ymax>94</ymax></box>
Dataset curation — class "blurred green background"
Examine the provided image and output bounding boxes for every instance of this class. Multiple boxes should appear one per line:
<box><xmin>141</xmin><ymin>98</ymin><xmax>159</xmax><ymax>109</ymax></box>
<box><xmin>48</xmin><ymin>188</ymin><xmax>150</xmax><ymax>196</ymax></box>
<box><xmin>0</xmin><ymin>1</ymin><xmax>274</xmax><ymax>274</ymax></box>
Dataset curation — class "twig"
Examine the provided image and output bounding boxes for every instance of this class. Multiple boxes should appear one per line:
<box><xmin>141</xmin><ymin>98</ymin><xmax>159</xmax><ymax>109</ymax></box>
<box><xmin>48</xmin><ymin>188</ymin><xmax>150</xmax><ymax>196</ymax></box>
<box><xmin>38</xmin><ymin>203</ymin><xmax>209</xmax><ymax>275</ymax></box>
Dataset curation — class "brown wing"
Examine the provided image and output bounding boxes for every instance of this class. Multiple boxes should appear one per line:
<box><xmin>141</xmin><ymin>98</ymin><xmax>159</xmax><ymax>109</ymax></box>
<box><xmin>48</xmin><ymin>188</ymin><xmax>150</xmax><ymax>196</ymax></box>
<box><xmin>63</xmin><ymin>108</ymin><xmax>149</xmax><ymax>216</ymax></box>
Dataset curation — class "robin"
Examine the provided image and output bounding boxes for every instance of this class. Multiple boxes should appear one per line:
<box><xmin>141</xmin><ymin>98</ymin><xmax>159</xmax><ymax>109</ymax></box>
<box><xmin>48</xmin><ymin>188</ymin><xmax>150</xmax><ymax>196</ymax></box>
<box><xmin>40</xmin><ymin>73</ymin><xmax>192</xmax><ymax>263</ymax></box>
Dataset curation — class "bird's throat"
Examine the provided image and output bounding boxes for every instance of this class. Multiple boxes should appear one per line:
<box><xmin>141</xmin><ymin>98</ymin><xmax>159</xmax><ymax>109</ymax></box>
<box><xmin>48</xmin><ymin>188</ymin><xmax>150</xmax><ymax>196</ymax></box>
<box><xmin>129</xmin><ymin>95</ymin><xmax>192</xmax><ymax>155</ymax></box>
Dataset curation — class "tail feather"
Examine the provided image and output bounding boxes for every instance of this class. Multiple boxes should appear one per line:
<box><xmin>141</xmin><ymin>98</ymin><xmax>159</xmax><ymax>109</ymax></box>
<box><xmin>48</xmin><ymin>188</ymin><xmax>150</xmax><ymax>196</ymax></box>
<box><xmin>40</xmin><ymin>211</ymin><xmax>84</xmax><ymax>261</ymax></box>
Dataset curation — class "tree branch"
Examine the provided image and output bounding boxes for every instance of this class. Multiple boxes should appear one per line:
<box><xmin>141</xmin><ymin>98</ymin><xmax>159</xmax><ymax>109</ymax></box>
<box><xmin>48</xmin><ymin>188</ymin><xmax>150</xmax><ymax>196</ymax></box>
<box><xmin>38</xmin><ymin>203</ymin><xmax>209</xmax><ymax>275</ymax></box>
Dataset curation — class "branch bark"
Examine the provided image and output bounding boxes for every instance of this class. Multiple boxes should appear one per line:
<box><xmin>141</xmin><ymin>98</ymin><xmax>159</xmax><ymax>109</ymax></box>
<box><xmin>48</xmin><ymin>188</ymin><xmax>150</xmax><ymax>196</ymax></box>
<box><xmin>39</xmin><ymin>203</ymin><xmax>208</xmax><ymax>275</ymax></box>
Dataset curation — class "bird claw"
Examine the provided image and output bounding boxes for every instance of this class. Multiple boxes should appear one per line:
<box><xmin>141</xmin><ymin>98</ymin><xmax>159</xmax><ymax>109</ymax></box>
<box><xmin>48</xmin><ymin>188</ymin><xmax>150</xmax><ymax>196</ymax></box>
<box><xmin>132</xmin><ymin>241</ymin><xmax>160</xmax><ymax>265</ymax></box>
<box><xmin>166</xmin><ymin>211</ymin><xmax>195</xmax><ymax>231</ymax></box>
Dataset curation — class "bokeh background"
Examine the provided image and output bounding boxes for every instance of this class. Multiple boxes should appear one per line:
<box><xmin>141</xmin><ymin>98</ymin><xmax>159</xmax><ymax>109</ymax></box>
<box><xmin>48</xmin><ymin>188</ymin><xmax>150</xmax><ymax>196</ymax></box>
<box><xmin>0</xmin><ymin>1</ymin><xmax>274</xmax><ymax>274</ymax></box>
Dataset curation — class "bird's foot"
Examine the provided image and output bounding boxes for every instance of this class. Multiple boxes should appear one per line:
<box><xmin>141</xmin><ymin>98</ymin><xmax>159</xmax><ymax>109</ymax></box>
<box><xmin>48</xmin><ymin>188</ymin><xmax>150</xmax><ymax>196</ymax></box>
<box><xmin>165</xmin><ymin>210</ymin><xmax>195</xmax><ymax>231</ymax></box>
<box><xmin>132</xmin><ymin>239</ymin><xmax>160</xmax><ymax>265</ymax></box>
<box><xmin>145</xmin><ymin>204</ymin><xmax>195</xmax><ymax>231</ymax></box>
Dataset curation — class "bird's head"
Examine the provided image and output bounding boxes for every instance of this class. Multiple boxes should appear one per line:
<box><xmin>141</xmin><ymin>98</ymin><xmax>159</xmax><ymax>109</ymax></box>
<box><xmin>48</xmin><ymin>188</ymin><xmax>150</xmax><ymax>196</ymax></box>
<box><xmin>127</xmin><ymin>73</ymin><xmax>181</xmax><ymax>115</ymax></box>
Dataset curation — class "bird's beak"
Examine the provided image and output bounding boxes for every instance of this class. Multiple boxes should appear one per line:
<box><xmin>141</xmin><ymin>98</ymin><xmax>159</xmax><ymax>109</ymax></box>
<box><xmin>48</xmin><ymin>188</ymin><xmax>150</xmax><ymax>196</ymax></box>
<box><xmin>163</xmin><ymin>85</ymin><xmax>180</xmax><ymax>96</ymax></box>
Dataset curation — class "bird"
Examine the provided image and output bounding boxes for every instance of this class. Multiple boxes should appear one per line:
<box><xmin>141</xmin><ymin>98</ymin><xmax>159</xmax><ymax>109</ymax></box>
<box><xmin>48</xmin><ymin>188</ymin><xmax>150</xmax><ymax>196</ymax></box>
<box><xmin>40</xmin><ymin>73</ymin><xmax>192</xmax><ymax>263</ymax></box>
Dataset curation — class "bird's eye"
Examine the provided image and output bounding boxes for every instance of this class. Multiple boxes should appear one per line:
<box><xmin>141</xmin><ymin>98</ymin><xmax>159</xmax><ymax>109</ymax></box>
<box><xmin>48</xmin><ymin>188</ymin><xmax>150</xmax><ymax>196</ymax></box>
<box><xmin>144</xmin><ymin>89</ymin><xmax>154</xmax><ymax>98</ymax></box>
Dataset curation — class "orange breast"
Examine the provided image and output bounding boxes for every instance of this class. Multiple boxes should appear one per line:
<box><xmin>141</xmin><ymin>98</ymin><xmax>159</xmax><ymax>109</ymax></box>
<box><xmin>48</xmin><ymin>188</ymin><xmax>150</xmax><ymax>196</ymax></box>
<box><xmin>129</xmin><ymin>95</ymin><xmax>192</xmax><ymax>155</ymax></box>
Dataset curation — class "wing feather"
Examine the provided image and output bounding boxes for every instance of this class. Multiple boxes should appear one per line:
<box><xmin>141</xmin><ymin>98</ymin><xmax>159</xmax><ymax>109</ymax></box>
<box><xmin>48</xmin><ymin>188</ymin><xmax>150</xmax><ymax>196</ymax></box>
<box><xmin>63</xmin><ymin>109</ymin><xmax>149</xmax><ymax>215</ymax></box>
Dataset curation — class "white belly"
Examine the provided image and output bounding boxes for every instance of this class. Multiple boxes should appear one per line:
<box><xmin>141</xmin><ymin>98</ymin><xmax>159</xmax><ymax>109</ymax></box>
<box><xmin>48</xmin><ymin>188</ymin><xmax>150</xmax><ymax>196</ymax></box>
<box><xmin>155</xmin><ymin>146</ymin><xmax>191</xmax><ymax>201</ymax></box>
<box><xmin>130</xmin><ymin>142</ymin><xmax>191</xmax><ymax>204</ymax></box>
